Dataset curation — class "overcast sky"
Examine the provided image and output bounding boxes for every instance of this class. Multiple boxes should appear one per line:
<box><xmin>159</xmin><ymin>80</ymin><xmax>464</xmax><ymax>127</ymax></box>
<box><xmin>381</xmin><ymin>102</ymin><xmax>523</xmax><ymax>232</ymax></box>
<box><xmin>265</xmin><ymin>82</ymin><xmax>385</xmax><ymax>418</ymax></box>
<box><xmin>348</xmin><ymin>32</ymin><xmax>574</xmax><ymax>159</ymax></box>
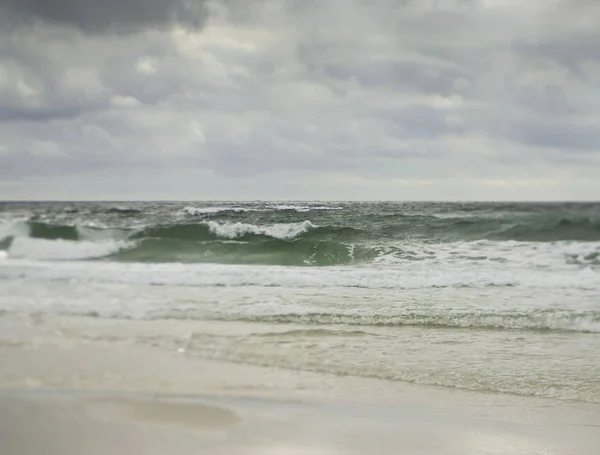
<box><xmin>1</xmin><ymin>0</ymin><xmax>599</xmax><ymax>201</ymax></box>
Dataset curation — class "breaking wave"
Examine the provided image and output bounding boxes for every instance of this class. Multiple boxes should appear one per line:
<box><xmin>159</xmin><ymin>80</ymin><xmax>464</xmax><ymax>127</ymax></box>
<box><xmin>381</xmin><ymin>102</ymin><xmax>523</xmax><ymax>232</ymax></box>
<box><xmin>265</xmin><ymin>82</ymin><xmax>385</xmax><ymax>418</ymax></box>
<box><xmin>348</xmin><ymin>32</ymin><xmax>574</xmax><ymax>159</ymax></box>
<box><xmin>206</xmin><ymin>220</ymin><xmax>315</xmax><ymax>240</ymax></box>
<box><xmin>181</xmin><ymin>206</ymin><xmax>254</xmax><ymax>216</ymax></box>
<box><xmin>133</xmin><ymin>220</ymin><xmax>320</xmax><ymax>242</ymax></box>
<box><xmin>1</xmin><ymin>203</ymin><xmax>600</xmax><ymax>266</ymax></box>
<box><xmin>0</xmin><ymin>220</ymin><xmax>372</xmax><ymax>265</ymax></box>
<box><xmin>8</xmin><ymin>237</ymin><xmax>134</xmax><ymax>261</ymax></box>
<box><xmin>181</xmin><ymin>204</ymin><xmax>343</xmax><ymax>216</ymax></box>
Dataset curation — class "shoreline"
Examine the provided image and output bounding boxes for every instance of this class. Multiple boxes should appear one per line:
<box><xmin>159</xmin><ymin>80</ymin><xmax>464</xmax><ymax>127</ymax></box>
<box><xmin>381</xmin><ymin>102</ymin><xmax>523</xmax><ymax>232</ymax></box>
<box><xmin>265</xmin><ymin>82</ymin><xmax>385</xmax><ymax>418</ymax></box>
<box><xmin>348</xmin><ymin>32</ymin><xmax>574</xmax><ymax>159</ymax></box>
<box><xmin>1</xmin><ymin>340</ymin><xmax>600</xmax><ymax>454</ymax></box>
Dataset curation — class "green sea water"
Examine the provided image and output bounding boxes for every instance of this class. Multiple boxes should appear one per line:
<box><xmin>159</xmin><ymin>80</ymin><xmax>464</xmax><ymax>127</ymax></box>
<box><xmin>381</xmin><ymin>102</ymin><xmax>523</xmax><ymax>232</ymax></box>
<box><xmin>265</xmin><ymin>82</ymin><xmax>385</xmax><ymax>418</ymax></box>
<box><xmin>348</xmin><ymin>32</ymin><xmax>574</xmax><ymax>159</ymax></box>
<box><xmin>2</xmin><ymin>201</ymin><xmax>600</xmax><ymax>265</ymax></box>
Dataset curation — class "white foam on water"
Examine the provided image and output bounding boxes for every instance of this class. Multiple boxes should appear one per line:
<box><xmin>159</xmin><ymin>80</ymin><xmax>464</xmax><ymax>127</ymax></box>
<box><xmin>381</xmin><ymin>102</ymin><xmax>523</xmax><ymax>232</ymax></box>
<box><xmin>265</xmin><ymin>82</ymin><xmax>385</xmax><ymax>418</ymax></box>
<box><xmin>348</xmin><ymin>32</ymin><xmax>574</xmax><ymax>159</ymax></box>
<box><xmin>542</xmin><ymin>311</ymin><xmax>600</xmax><ymax>333</ymax></box>
<box><xmin>7</xmin><ymin>237</ymin><xmax>135</xmax><ymax>261</ymax></box>
<box><xmin>182</xmin><ymin>206</ymin><xmax>254</xmax><ymax>216</ymax></box>
<box><xmin>271</xmin><ymin>205</ymin><xmax>343</xmax><ymax>212</ymax></box>
<box><xmin>182</xmin><ymin>205</ymin><xmax>343</xmax><ymax>216</ymax></box>
<box><xmin>0</xmin><ymin>221</ymin><xmax>30</xmax><ymax>241</ymax></box>
<box><xmin>1</xmin><ymin>256</ymin><xmax>598</xmax><ymax>290</ymax></box>
<box><xmin>218</xmin><ymin>310</ymin><xmax>600</xmax><ymax>333</ymax></box>
<box><xmin>205</xmin><ymin>220</ymin><xmax>316</xmax><ymax>240</ymax></box>
<box><xmin>374</xmin><ymin>239</ymin><xmax>600</xmax><ymax>270</ymax></box>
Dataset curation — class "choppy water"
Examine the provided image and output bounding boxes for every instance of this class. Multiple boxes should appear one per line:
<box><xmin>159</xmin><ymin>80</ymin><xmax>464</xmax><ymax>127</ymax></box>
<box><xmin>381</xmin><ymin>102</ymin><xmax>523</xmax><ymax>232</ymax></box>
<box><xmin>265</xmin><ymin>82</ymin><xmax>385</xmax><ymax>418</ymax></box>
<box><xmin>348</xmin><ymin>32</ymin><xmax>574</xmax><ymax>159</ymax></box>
<box><xmin>1</xmin><ymin>201</ymin><xmax>599</xmax><ymax>402</ymax></box>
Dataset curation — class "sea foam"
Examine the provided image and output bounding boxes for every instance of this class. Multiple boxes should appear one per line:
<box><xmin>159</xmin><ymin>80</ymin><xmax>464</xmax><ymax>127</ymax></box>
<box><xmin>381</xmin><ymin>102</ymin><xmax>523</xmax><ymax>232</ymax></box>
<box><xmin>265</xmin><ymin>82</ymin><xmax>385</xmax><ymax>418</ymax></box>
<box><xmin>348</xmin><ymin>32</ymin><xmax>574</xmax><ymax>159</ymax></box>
<box><xmin>7</xmin><ymin>237</ymin><xmax>134</xmax><ymax>261</ymax></box>
<box><xmin>182</xmin><ymin>206</ymin><xmax>254</xmax><ymax>216</ymax></box>
<box><xmin>1</xmin><ymin>257</ymin><xmax>598</xmax><ymax>290</ymax></box>
<box><xmin>0</xmin><ymin>221</ymin><xmax>30</xmax><ymax>242</ymax></box>
<box><xmin>205</xmin><ymin>220</ymin><xmax>315</xmax><ymax>240</ymax></box>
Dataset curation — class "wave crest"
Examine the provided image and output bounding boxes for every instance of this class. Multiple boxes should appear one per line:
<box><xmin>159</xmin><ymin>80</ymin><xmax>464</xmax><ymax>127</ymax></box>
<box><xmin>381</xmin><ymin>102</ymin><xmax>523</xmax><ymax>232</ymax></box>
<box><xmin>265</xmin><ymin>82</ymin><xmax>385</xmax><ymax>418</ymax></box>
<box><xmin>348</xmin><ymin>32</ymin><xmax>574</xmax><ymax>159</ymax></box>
<box><xmin>0</xmin><ymin>221</ymin><xmax>30</xmax><ymax>245</ymax></box>
<box><xmin>182</xmin><ymin>206</ymin><xmax>252</xmax><ymax>216</ymax></box>
<box><xmin>206</xmin><ymin>220</ymin><xmax>315</xmax><ymax>240</ymax></box>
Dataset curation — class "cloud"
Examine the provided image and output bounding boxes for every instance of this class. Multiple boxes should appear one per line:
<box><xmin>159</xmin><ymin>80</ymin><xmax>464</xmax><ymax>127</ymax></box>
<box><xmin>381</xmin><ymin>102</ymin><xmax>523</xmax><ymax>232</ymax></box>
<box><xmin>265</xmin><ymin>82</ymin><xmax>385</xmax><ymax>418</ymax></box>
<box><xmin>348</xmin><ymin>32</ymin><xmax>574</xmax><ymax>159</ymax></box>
<box><xmin>0</xmin><ymin>0</ymin><xmax>599</xmax><ymax>200</ymax></box>
<box><xmin>0</xmin><ymin>0</ymin><xmax>210</xmax><ymax>33</ymax></box>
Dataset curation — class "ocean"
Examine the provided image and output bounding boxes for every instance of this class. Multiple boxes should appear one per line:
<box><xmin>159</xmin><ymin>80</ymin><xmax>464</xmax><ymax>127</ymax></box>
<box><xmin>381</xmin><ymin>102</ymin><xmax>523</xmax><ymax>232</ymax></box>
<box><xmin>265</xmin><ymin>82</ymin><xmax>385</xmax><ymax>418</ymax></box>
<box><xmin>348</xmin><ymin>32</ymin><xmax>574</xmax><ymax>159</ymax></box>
<box><xmin>1</xmin><ymin>201</ymin><xmax>599</xmax><ymax>404</ymax></box>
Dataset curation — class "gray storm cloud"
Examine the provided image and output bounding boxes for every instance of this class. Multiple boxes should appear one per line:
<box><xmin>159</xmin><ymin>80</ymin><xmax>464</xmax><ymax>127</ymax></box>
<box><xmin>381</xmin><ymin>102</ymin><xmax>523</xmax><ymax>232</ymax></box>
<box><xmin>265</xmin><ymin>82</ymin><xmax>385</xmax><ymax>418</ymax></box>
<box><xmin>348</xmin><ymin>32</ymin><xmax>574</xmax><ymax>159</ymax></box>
<box><xmin>0</xmin><ymin>0</ymin><xmax>210</xmax><ymax>33</ymax></box>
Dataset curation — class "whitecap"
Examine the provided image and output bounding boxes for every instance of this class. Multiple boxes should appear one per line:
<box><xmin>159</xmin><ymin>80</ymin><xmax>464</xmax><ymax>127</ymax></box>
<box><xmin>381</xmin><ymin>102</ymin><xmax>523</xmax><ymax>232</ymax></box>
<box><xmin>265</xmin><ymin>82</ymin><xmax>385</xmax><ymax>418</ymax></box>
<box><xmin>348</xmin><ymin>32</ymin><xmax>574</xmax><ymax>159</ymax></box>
<box><xmin>0</xmin><ymin>221</ymin><xmax>30</xmax><ymax>241</ymax></box>
<box><xmin>205</xmin><ymin>220</ymin><xmax>315</xmax><ymax>240</ymax></box>
<box><xmin>181</xmin><ymin>206</ymin><xmax>253</xmax><ymax>216</ymax></box>
<box><xmin>7</xmin><ymin>237</ymin><xmax>135</xmax><ymax>261</ymax></box>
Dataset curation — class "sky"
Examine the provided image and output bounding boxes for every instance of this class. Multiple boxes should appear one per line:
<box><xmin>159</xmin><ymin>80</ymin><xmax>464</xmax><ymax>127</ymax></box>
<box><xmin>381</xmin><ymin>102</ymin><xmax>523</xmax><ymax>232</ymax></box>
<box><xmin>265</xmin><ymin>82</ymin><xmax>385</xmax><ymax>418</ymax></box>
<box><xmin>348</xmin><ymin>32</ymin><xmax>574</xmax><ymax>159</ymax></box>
<box><xmin>1</xmin><ymin>0</ymin><xmax>599</xmax><ymax>201</ymax></box>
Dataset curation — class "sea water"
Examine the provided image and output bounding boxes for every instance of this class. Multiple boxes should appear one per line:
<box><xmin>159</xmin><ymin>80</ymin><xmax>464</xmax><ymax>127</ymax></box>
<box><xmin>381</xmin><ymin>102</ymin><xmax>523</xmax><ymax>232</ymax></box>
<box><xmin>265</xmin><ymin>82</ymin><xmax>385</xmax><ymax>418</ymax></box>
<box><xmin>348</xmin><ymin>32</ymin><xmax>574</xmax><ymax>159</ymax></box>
<box><xmin>1</xmin><ymin>201</ymin><xmax>599</xmax><ymax>403</ymax></box>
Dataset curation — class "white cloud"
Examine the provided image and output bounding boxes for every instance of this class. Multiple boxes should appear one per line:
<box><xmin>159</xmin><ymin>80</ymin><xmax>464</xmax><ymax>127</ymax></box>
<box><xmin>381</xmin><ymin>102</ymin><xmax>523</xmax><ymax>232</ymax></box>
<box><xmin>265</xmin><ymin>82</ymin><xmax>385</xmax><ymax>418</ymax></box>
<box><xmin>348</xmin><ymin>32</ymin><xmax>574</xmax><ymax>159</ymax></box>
<box><xmin>136</xmin><ymin>58</ymin><xmax>157</xmax><ymax>75</ymax></box>
<box><xmin>110</xmin><ymin>95</ymin><xmax>141</xmax><ymax>107</ymax></box>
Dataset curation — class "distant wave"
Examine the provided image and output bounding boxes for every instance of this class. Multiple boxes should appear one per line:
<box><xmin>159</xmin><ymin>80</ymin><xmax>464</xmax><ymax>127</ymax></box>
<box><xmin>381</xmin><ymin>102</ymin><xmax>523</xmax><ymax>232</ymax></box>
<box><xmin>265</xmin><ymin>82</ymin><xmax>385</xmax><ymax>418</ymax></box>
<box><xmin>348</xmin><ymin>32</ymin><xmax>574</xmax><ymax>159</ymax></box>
<box><xmin>103</xmin><ymin>207</ymin><xmax>142</xmax><ymax>214</ymax></box>
<box><xmin>269</xmin><ymin>204</ymin><xmax>344</xmax><ymax>212</ymax></box>
<box><xmin>492</xmin><ymin>218</ymin><xmax>600</xmax><ymax>241</ymax></box>
<box><xmin>181</xmin><ymin>204</ymin><xmax>344</xmax><ymax>216</ymax></box>
<box><xmin>181</xmin><ymin>206</ymin><xmax>255</xmax><ymax>216</ymax></box>
<box><xmin>378</xmin><ymin>216</ymin><xmax>600</xmax><ymax>242</ymax></box>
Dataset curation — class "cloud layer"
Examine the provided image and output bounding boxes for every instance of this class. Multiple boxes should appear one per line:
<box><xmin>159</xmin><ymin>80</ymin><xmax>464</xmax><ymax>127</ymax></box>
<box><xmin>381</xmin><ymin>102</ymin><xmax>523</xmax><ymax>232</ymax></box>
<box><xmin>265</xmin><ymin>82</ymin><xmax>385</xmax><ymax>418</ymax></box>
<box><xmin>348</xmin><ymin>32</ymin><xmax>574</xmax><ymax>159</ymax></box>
<box><xmin>0</xmin><ymin>0</ymin><xmax>210</xmax><ymax>33</ymax></box>
<box><xmin>1</xmin><ymin>0</ymin><xmax>599</xmax><ymax>200</ymax></box>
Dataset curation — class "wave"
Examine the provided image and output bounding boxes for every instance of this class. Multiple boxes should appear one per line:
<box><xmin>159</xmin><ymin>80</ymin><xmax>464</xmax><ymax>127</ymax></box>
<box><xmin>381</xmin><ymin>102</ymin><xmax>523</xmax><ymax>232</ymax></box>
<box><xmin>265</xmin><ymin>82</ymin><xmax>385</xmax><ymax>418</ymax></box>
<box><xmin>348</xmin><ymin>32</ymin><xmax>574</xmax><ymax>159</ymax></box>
<box><xmin>133</xmin><ymin>220</ymin><xmax>319</xmax><ymax>242</ymax></box>
<box><xmin>206</xmin><ymin>220</ymin><xmax>315</xmax><ymax>240</ymax></box>
<box><xmin>179</xmin><ymin>344</ymin><xmax>599</xmax><ymax>404</ymax></box>
<box><xmin>0</xmin><ymin>220</ymin><xmax>374</xmax><ymax>266</ymax></box>
<box><xmin>492</xmin><ymin>218</ymin><xmax>600</xmax><ymax>242</ymax></box>
<box><xmin>372</xmin><ymin>216</ymin><xmax>600</xmax><ymax>242</ymax></box>
<box><xmin>1</xmin><ymin>213</ymin><xmax>600</xmax><ymax>266</ymax></box>
<box><xmin>4</xmin><ymin>220</ymin><xmax>321</xmax><ymax>242</ymax></box>
<box><xmin>2</xmin><ymin>222</ymin><xmax>132</xmax><ymax>244</ymax></box>
<box><xmin>181</xmin><ymin>206</ymin><xmax>255</xmax><ymax>216</ymax></box>
<box><xmin>0</xmin><ymin>221</ymin><xmax>30</xmax><ymax>247</ymax></box>
<box><xmin>113</xmin><ymin>238</ymin><xmax>379</xmax><ymax>266</ymax></box>
<box><xmin>7</xmin><ymin>237</ymin><xmax>134</xmax><ymax>261</ymax></box>
<box><xmin>181</xmin><ymin>204</ymin><xmax>344</xmax><ymax>216</ymax></box>
<box><xmin>27</xmin><ymin>221</ymin><xmax>80</xmax><ymax>241</ymax></box>
<box><xmin>269</xmin><ymin>204</ymin><xmax>344</xmax><ymax>212</ymax></box>
<box><xmin>212</xmin><ymin>311</ymin><xmax>600</xmax><ymax>333</ymax></box>
<box><xmin>2</xmin><ymin>259</ymin><xmax>598</xmax><ymax>290</ymax></box>
<box><xmin>103</xmin><ymin>206</ymin><xmax>142</xmax><ymax>214</ymax></box>
<box><xmin>5</xmin><ymin>213</ymin><xmax>600</xmax><ymax>246</ymax></box>
<box><xmin>251</xmin><ymin>328</ymin><xmax>373</xmax><ymax>337</ymax></box>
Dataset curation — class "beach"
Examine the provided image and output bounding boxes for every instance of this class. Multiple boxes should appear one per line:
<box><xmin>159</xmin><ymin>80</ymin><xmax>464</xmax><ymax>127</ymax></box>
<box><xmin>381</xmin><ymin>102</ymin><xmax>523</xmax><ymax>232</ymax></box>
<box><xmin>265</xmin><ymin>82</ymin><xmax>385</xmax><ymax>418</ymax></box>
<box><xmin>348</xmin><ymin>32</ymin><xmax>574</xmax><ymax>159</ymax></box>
<box><xmin>4</xmin><ymin>0</ymin><xmax>600</xmax><ymax>448</ymax></box>
<box><xmin>1</xmin><ymin>201</ymin><xmax>599</xmax><ymax>453</ymax></box>
<box><xmin>1</xmin><ymin>313</ymin><xmax>600</xmax><ymax>455</ymax></box>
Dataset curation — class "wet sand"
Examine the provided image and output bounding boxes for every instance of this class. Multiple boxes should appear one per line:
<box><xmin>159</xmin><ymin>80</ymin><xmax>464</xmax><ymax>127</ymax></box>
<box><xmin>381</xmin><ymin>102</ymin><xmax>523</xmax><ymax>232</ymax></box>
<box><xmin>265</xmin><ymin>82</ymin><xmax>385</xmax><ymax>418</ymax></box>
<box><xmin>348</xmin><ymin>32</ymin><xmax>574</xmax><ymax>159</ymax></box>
<box><xmin>1</xmin><ymin>339</ymin><xmax>599</xmax><ymax>455</ymax></box>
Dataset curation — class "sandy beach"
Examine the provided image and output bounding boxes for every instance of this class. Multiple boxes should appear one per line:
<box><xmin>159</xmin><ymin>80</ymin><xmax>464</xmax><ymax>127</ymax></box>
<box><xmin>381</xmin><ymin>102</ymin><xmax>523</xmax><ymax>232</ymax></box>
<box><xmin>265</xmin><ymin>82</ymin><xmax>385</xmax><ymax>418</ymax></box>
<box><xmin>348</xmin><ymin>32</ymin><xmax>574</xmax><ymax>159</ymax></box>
<box><xmin>1</xmin><ymin>316</ymin><xmax>599</xmax><ymax>455</ymax></box>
